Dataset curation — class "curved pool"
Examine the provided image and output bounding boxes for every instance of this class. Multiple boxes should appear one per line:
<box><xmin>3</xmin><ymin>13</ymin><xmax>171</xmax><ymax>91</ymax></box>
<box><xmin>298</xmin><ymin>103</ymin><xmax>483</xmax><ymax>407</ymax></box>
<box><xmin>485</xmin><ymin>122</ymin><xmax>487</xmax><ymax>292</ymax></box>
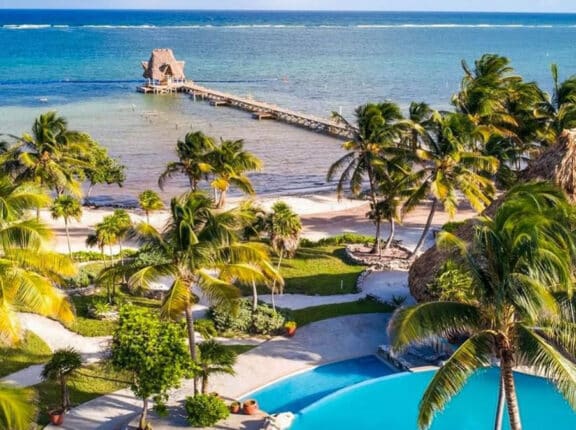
<box><xmin>292</xmin><ymin>368</ymin><xmax>576</xmax><ymax>430</ymax></box>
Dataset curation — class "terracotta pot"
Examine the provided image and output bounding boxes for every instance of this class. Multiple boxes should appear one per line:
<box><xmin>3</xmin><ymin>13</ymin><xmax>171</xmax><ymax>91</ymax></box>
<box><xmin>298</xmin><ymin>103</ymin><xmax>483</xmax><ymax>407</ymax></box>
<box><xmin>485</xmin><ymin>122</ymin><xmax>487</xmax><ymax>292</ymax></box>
<box><xmin>49</xmin><ymin>410</ymin><xmax>65</xmax><ymax>426</ymax></box>
<box><xmin>286</xmin><ymin>327</ymin><xmax>296</xmax><ymax>337</ymax></box>
<box><xmin>230</xmin><ymin>402</ymin><xmax>241</xmax><ymax>414</ymax></box>
<box><xmin>243</xmin><ymin>399</ymin><xmax>259</xmax><ymax>415</ymax></box>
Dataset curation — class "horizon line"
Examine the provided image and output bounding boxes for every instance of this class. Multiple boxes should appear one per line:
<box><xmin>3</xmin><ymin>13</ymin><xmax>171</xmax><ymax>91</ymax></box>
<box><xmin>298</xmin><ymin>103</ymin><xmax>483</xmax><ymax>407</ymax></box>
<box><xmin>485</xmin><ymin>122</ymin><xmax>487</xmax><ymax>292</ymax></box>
<box><xmin>1</xmin><ymin>8</ymin><xmax>576</xmax><ymax>14</ymax></box>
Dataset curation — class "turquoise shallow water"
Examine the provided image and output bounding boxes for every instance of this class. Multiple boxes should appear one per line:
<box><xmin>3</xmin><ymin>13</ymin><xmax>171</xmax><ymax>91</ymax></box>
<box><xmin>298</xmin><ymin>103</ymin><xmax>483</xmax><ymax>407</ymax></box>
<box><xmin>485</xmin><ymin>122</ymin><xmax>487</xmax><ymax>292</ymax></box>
<box><xmin>292</xmin><ymin>368</ymin><xmax>576</xmax><ymax>430</ymax></box>
<box><xmin>2</xmin><ymin>10</ymin><xmax>576</xmax><ymax>201</ymax></box>
<box><xmin>243</xmin><ymin>355</ymin><xmax>394</xmax><ymax>414</ymax></box>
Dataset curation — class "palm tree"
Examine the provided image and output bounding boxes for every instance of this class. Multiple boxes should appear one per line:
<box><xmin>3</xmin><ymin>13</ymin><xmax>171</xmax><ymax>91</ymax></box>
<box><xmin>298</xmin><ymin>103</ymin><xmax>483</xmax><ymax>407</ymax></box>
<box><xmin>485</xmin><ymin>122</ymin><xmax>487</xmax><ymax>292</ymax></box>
<box><xmin>267</xmin><ymin>201</ymin><xmax>301</xmax><ymax>310</ymax></box>
<box><xmin>158</xmin><ymin>131</ymin><xmax>215</xmax><ymax>191</ymax></box>
<box><xmin>0</xmin><ymin>174</ymin><xmax>76</xmax><ymax>345</ymax></box>
<box><xmin>51</xmin><ymin>195</ymin><xmax>82</xmax><ymax>255</ymax></box>
<box><xmin>138</xmin><ymin>189</ymin><xmax>164</xmax><ymax>224</ymax></box>
<box><xmin>110</xmin><ymin>192</ymin><xmax>277</xmax><ymax>394</ymax></box>
<box><xmin>209</xmin><ymin>139</ymin><xmax>262</xmax><ymax>208</ymax></box>
<box><xmin>389</xmin><ymin>182</ymin><xmax>576</xmax><ymax>430</ymax></box>
<box><xmin>41</xmin><ymin>348</ymin><xmax>83</xmax><ymax>411</ymax></box>
<box><xmin>8</xmin><ymin>112</ymin><xmax>92</xmax><ymax>201</ymax></box>
<box><xmin>0</xmin><ymin>384</ymin><xmax>36</xmax><ymax>430</ymax></box>
<box><xmin>327</xmin><ymin>102</ymin><xmax>406</xmax><ymax>252</ymax></box>
<box><xmin>196</xmin><ymin>340</ymin><xmax>236</xmax><ymax>394</ymax></box>
<box><xmin>407</xmin><ymin>111</ymin><xmax>498</xmax><ymax>257</ymax></box>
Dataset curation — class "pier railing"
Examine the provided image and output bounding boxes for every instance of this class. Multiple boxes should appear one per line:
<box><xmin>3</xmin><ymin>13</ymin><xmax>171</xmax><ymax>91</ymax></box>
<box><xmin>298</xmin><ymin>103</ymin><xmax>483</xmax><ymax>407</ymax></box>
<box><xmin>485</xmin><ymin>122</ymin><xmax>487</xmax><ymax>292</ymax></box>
<box><xmin>138</xmin><ymin>82</ymin><xmax>356</xmax><ymax>139</ymax></box>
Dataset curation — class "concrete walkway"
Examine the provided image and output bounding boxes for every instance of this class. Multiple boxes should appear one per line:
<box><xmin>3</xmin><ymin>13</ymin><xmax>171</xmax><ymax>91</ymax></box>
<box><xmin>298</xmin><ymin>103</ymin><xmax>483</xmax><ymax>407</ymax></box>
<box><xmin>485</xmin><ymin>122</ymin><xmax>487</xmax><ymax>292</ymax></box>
<box><xmin>45</xmin><ymin>313</ymin><xmax>390</xmax><ymax>430</ymax></box>
<box><xmin>259</xmin><ymin>270</ymin><xmax>413</xmax><ymax>309</ymax></box>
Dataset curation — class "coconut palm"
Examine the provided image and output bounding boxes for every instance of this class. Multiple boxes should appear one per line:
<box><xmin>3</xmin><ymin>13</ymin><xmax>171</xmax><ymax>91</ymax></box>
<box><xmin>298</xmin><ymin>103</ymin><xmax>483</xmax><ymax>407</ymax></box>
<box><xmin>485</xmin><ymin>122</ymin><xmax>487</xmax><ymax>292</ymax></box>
<box><xmin>209</xmin><ymin>139</ymin><xmax>262</xmax><ymax>208</ymax></box>
<box><xmin>109</xmin><ymin>192</ymin><xmax>278</xmax><ymax>394</ymax></box>
<box><xmin>0</xmin><ymin>175</ymin><xmax>76</xmax><ymax>345</ymax></box>
<box><xmin>41</xmin><ymin>348</ymin><xmax>83</xmax><ymax>411</ymax></box>
<box><xmin>196</xmin><ymin>340</ymin><xmax>236</xmax><ymax>394</ymax></box>
<box><xmin>8</xmin><ymin>112</ymin><xmax>92</xmax><ymax>200</ymax></box>
<box><xmin>407</xmin><ymin>111</ymin><xmax>498</xmax><ymax>257</ymax></box>
<box><xmin>327</xmin><ymin>102</ymin><xmax>406</xmax><ymax>252</ymax></box>
<box><xmin>158</xmin><ymin>131</ymin><xmax>215</xmax><ymax>191</ymax></box>
<box><xmin>138</xmin><ymin>189</ymin><xmax>164</xmax><ymax>224</ymax></box>
<box><xmin>51</xmin><ymin>195</ymin><xmax>82</xmax><ymax>255</ymax></box>
<box><xmin>389</xmin><ymin>182</ymin><xmax>576</xmax><ymax>430</ymax></box>
<box><xmin>0</xmin><ymin>384</ymin><xmax>36</xmax><ymax>430</ymax></box>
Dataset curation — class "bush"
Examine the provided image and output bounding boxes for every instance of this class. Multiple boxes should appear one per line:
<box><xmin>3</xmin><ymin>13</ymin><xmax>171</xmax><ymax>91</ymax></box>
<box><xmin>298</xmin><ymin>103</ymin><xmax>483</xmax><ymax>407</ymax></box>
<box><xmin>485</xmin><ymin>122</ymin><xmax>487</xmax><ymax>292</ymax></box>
<box><xmin>441</xmin><ymin>221</ymin><xmax>466</xmax><ymax>233</ymax></box>
<box><xmin>209</xmin><ymin>299</ymin><xmax>286</xmax><ymax>335</ymax></box>
<box><xmin>62</xmin><ymin>264</ymin><xmax>104</xmax><ymax>289</ymax></box>
<box><xmin>185</xmin><ymin>394</ymin><xmax>229</xmax><ymax>427</ymax></box>
<box><xmin>300</xmin><ymin>233</ymin><xmax>375</xmax><ymax>248</ymax></box>
<box><xmin>70</xmin><ymin>249</ymin><xmax>137</xmax><ymax>262</ymax></box>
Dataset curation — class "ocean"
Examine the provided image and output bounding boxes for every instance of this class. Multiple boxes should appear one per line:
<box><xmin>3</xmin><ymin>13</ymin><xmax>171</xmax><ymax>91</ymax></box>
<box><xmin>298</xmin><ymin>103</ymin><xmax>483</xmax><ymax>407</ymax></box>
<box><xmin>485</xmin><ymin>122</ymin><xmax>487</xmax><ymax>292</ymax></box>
<box><xmin>1</xmin><ymin>10</ymin><xmax>576</xmax><ymax>204</ymax></box>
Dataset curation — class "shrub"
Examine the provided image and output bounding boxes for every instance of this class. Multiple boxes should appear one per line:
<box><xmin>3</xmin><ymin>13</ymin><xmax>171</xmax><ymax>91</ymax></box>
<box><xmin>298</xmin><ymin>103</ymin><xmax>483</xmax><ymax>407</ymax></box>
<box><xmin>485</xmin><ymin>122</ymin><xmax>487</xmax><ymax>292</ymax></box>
<box><xmin>195</xmin><ymin>319</ymin><xmax>218</xmax><ymax>339</ymax></box>
<box><xmin>62</xmin><ymin>264</ymin><xmax>104</xmax><ymax>289</ymax></box>
<box><xmin>427</xmin><ymin>259</ymin><xmax>474</xmax><ymax>302</ymax></box>
<box><xmin>441</xmin><ymin>221</ymin><xmax>466</xmax><ymax>233</ymax></box>
<box><xmin>300</xmin><ymin>233</ymin><xmax>375</xmax><ymax>248</ymax></box>
<box><xmin>70</xmin><ymin>249</ymin><xmax>137</xmax><ymax>263</ymax></box>
<box><xmin>209</xmin><ymin>299</ymin><xmax>286</xmax><ymax>335</ymax></box>
<box><xmin>185</xmin><ymin>394</ymin><xmax>229</xmax><ymax>427</ymax></box>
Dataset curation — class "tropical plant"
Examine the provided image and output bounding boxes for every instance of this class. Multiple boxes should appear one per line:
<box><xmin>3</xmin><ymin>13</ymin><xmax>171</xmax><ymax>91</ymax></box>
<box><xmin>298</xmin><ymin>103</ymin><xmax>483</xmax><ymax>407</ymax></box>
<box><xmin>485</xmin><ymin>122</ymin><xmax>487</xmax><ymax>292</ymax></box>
<box><xmin>209</xmin><ymin>138</ymin><xmax>262</xmax><ymax>208</ymax></box>
<box><xmin>185</xmin><ymin>394</ymin><xmax>229</xmax><ymax>427</ymax></box>
<box><xmin>138</xmin><ymin>189</ymin><xmax>164</xmax><ymax>224</ymax></box>
<box><xmin>110</xmin><ymin>305</ymin><xmax>191</xmax><ymax>430</ymax></box>
<box><xmin>0</xmin><ymin>384</ymin><xmax>36</xmax><ymax>430</ymax></box>
<box><xmin>327</xmin><ymin>102</ymin><xmax>406</xmax><ymax>252</ymax></box>
<box><xmin>83</xmin><ymin>142</ymin><xmax>126</xmax><ymax>200</ymax></box>
<box><xmin>388</xmin><ymin>182</ymin><xmax>576</xmax><ymax>430</ymax></box>
<box><xmin>266</xmin><ymin>201</ymin><xmax>301</xmax><ymax>310</ymax></box>
<box><xmin>158</xmin><ymin>130</ymin><xmax>215</xmax><ymax>191</ymax></box>
<box><xmin>41</xmin><ymin>348</ymin><xmax>83</xmax><ymax>411</ymax></box>
<box><xmin>51</xmin><ymin>194</ymin><xmax>82</xmax><ymax>255</ymax></box>
<box><xmin>196</xmin><ymin>340</ymin><xmax>236</xmax><ymax>394</ymax></box>
<box><xmin>406</xmin><ymin>111</ymin><xmax>498</xmax><ymax>257</ymax></box>
<box><xmin>105</xmin><ymin>192</ymin><xmax>279</xmax><ymax>394</ymax></box>
<box><xmin>0</xmin><ymin>174</ymin><xmax>75</xmax><ymax>345</ymax></box>
<box><xmin>7</xmin><ymin>112</ymin><xmax>93</xmax><ymax>201</ymax></box>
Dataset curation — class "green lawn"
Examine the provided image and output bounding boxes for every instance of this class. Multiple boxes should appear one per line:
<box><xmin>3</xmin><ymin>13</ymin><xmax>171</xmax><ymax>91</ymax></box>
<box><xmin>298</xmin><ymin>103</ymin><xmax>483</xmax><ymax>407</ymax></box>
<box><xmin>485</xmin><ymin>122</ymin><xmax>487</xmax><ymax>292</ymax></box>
<box><xmin>34</xmin><ymin>363</ymin><xmax>129</xmax><ymax>426</ymax></box>
<box><xmin>0</xmin><ymin>331</ymin><xmax>52</xmax><ymax>378</ymax></box>
<box><xmin>67</xmin><ymin>290</ymin><xmax>161</xmax><ymax>337</ymax></box>
<box><xmin>291</xmin><ymin>299</ymin><xmax>394</xmax><ymax>327</ymax></box>
<box><xmin>240</xmin><ymin>246</ymin><xmax>363</xmax><ymax>296</ymax></box>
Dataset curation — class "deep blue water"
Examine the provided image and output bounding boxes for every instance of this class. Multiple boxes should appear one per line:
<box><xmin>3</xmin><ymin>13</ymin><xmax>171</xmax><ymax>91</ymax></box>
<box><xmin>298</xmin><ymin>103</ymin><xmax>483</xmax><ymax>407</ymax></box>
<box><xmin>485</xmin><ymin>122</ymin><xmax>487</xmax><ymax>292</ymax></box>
<box><xmin>1</xmin><ymin>10</ymin><xmax>576</xmax><ymax>198</ymax></box>
<box><xmin>242</xmin><ymin>355</ymin><xmax>394</xmax><ymax>414</ymax></box>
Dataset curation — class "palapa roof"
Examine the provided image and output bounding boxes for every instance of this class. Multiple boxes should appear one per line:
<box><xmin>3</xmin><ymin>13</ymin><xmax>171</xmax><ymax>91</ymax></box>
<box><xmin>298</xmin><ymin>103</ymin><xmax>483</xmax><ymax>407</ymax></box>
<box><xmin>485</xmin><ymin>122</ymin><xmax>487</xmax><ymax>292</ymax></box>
<box><xmin>409</xmin><ymin>129</ymin><xmax>576</xmax><ymax>302</ymax></box>
<box><xmin>141</xmin><ymin>48</ymin><xmax>186</xmax><ymax>81</ymax></box>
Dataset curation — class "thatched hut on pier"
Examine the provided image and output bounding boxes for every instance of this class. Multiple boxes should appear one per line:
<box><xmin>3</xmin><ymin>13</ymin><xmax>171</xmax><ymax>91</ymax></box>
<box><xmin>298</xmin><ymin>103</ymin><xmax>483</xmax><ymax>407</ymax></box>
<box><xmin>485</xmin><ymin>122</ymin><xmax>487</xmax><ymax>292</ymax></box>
<box><xmin>141</xmin><ymin>48</ymin><xmax>186</xmax><ymax>86</ymax></box>
<box><xmin>409</xmin><ymin>129</ymin><xmax>576</xmax><ymax>302</ymax></box>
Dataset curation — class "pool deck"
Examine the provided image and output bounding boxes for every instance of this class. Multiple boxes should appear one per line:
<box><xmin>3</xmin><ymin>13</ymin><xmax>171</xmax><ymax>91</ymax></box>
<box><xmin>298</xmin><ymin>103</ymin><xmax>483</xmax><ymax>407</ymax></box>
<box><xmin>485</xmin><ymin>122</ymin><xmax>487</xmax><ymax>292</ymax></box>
<box><xmin>47</xmin><ymin>313</ymin><xmax>391</xmax><ymax>430</ymax></box>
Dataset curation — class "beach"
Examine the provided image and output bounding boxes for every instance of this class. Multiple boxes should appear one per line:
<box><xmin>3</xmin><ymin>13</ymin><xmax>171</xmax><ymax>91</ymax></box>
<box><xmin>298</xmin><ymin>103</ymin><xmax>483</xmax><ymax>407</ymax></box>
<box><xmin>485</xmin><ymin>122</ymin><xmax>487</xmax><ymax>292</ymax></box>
<box><xmin>43</xmin><ymin>192</ymin><xmax>478</xmax><ymax>254</ymax></box>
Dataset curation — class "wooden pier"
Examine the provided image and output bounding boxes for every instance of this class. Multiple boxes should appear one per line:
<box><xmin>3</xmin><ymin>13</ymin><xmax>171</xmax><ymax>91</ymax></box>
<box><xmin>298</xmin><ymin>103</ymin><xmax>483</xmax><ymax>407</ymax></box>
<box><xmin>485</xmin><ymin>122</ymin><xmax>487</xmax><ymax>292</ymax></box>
<box><xmin>137</xmin><ymin>82</ymin><xmax>355</xmax><ymax>139</ymax></box>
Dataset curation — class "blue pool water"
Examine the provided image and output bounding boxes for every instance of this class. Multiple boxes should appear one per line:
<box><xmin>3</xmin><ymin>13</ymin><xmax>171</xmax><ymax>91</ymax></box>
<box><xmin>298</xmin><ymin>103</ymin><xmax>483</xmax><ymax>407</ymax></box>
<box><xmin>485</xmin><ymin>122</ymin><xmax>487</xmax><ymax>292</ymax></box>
<box><xmin>244</xmin><ymin>355</ymin><xmax>394</xmax><ymax>414</ymax></box>
<box><xmin>291</xmin><ymin>368</ymin><xmax>576</xmax><ymax>430</ymax></box>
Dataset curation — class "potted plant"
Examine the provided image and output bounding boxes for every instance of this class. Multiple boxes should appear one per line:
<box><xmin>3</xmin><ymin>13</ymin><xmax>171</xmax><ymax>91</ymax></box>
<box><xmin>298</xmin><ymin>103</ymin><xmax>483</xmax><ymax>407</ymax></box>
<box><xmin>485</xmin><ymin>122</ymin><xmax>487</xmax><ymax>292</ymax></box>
<box><xmin>229</xmin><ymin>400</ymin><xmax>241</xmax><ymax>414</ymax></box>
<box><xmin>41</xmin><ymin>347</ymin><xmax>83</xmax><ymax>426</ymax></box>
<box><xmin>284</xmin><ymin>321</ymin><xmax>297</xmax><ymax>337</ymax></box>
<box><xmin>243</xmin><ymin>399</ymin><xmax>259</xmax><ymax>415</ymax></box>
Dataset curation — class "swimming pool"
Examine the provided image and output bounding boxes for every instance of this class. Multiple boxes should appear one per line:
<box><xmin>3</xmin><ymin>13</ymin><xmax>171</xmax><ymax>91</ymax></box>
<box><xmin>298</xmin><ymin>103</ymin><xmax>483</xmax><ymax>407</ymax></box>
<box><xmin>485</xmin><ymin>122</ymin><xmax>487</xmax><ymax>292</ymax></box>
<box><xmin>243</xmin><ymin>355</ymin><xmax>395</xmax><ymax>414</ymax></box>
<box><xmin>292</xmin><ymin>368</ymin><xmax>576</xmax><ymax>430</ymax></box>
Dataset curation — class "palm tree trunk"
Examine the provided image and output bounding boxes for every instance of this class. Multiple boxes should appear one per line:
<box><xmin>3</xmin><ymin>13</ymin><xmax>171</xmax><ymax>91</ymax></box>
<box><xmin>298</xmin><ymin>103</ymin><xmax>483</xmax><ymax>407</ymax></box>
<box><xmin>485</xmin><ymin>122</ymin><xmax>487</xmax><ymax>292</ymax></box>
<box><xmin>217</xmin><ymin>189</ymin><xmax>227</xmax><ymax>209</ymax></box>
<box><xmin>202</xmin><ymin>375</ymin><xmax>208</xmax><ymax>394</ymax></box>
<box><xmin>271</xmin><ymin>250</ymin><xmax>284</xmax><ymax>311</ymax></box>
<box><xmin>501</xmin><ymin>350</ymin><xmax>522</xmax><ymax>430</ymax></box>
<box><xmin>411</xmin><ymin>198</ymin><xmax>437</xmax><ymax>258</ymax></box>
<box><xmin>60</xmin><ymin>375</ymin><xmax>67</xmax><ymax>410</ymax></box>
<box><xmin>384</xmin><ymin>218</ymin><xmax>395</xmax><ymax>250</ymax></box>
<box><xmin>251</xmin><ymin>280</ymin><xmax>258</xmax><ymax>313</ymax></box>
<box><xmin>139</xmin><ymin>398</ymin><xmax>148</xmax><ymax>430</ymax></box>
<box><xmin>494</xmin><ymin>371</ymin><xmax>505</xmax><ymax>430</ymax></box>
<box><xmin>185</xmin><ymin>305</ymin><xmax>199</xmax><ymax>394</ymax></box>
<box><xmin>371</xmin><ymin>216</ymin><xmax>382</xmax><ymax>255</ymax></box>
<box><xmin>145</xmin><ymin>211</ymin><xmax>150</xmax><ymax>224</ymax></box>
<box><xmin>64</xmin><ymin>218</ymin><xmax>72</xmax><ymax>255</ymax></box>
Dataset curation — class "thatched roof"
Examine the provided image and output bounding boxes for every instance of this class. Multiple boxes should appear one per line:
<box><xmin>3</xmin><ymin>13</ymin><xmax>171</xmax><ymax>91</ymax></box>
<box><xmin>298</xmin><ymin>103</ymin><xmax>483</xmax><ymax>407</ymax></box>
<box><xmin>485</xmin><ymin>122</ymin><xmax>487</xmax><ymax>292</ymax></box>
<box><xmin>142</xmin><ymin>49</ymin><xmax>186</xmax><ymax>82</ymax></box>
<box><xmin>409</xmin><ymin>129</ymin><xmax>576</xmax><ymax>302</ymax></box>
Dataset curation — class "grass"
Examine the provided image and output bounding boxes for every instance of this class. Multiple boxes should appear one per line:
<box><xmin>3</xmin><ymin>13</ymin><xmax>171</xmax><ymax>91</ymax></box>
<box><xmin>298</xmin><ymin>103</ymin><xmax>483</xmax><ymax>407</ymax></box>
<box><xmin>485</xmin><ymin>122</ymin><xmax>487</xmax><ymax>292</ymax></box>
<box><xmin>240</xmin><ymin>246</ymin><xmax>363</xmax><ymax>296</ymax></box>
<box><xmin>67</xmin><ymin>289</ymin><xmax>161</xmax><ymax>337</ymax></box>
<box><xmin>291</xmin><ymin>299</ymin><xmax>394</xmax><ymax>327</ymax></box>
<box><xmin>0</xmin><ymin>331</ymin><xmax>52</xmax><ymax>378</ymax></box>
<box><xmin>34</xmin><ymin>363</ymin><xmax>129</xmax><ymax>426</ymax></box>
